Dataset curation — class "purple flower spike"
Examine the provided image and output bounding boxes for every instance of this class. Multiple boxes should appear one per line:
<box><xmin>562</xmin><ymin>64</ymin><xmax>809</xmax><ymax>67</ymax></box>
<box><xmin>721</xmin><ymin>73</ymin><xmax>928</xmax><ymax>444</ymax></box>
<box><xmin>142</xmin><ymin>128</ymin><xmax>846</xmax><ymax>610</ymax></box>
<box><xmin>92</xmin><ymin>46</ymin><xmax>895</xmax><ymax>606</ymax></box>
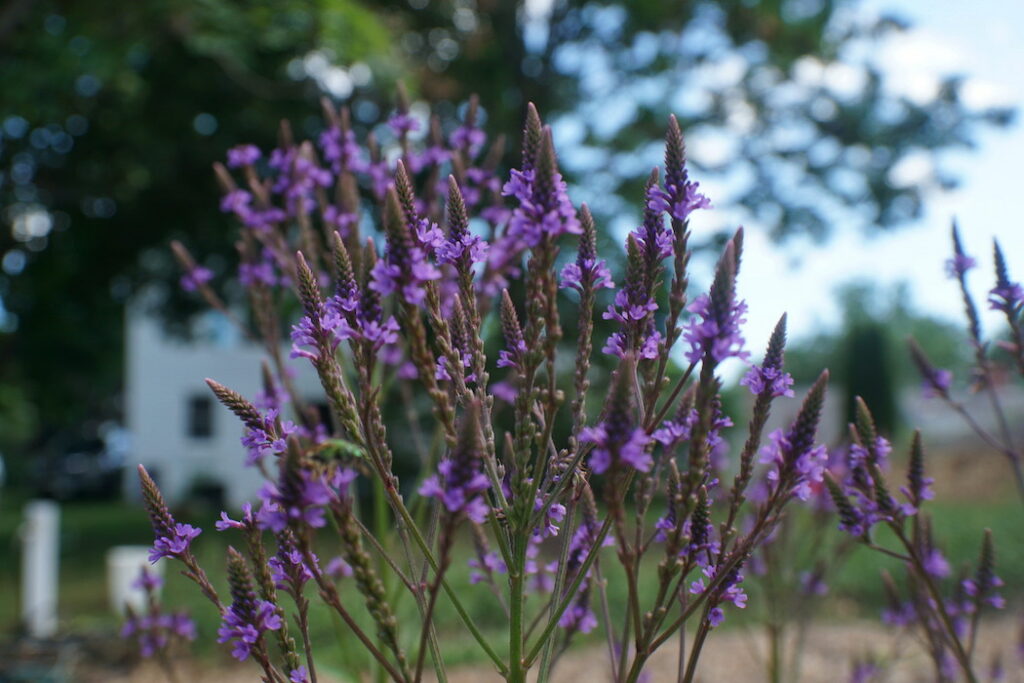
<box><xmin>660</xmin><ymin>115</ymin><xmax>711</xmax><ymax>223</ymax></box>
<box><xmin>989</xmin><ymin>240</ymin><xmax>1024</xmax><ymax>316</ymax></box>
<box><xmin>502</xmin><ymin>120</ymin><xmax>580</xmax><ymax>247</ymax></box>
<box><xmin>139</xmin><ymin>465</ymin><xmax>203</xmax><ymax>564</ymax></box>
<box><xmin>759</xmin><ymin>371</ymin><xmax>829</xmax><ymax>501</ymax></box>
<box><xmin>419</xmin><ymin>402</ymin><xmax>491</xmax><ymax>523</ymax></box>
<box><xmin>218</xmin><ymin>548</ymin><xmax>282</xmax><ymax>661</ymax></box>
<box><xmin>684</xmin><ymin>233</ymin><xmax>748</xmax><ymax>365</ymax></box>
<box><xmin>581</xmin><ymin>357</ymin><xmax>653</xmax><ymax>474</ymax></box>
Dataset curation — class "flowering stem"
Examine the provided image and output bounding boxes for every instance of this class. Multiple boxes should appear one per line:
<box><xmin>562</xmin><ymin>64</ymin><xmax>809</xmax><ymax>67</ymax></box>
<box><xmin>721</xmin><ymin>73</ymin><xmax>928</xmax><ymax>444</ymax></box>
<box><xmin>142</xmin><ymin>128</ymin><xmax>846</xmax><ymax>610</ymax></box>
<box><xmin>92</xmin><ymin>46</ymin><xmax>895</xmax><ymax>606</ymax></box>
<box><xmin>890</xmin><ymin>525</ymin><xmax>978</xmax><ymax>683</ymax></box>
<box><xmin>536</xmin><ymin>497</ymin><xmax>577</xmax><ymax>683</ymax></box>
<box><xmin>524</xmin><ymin>514</ymin><xmax>616</xmax><ymax>668</ymax></box>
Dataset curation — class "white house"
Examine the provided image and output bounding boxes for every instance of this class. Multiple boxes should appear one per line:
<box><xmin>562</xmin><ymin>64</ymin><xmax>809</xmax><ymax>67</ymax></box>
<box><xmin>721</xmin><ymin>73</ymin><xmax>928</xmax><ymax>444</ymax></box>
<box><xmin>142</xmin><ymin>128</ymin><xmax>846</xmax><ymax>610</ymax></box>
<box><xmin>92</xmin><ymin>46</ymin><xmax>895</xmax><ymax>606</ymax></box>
<box><xmin>124</xmin><ymin>302</ymin><xmax>322</xmax><ymax>509</ymax></box>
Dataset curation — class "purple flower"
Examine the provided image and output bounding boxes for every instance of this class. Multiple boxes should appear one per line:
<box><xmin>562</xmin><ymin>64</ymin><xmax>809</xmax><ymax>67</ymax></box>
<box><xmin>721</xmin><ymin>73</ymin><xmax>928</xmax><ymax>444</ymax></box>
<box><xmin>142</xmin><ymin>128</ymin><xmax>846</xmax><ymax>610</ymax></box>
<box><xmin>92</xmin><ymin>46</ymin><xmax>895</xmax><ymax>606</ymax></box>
<box><xmin>740</xmin><ymin>364</ymin><xmax>794</xmax><ymax>398</ymax></box>
<box><xmin>450</xmin><ymin>124</ymin><xmax>486</xmax><ymax>157</ymax></box>
<box><xmin>633</xmin><ymin>182</ymin><xmax>675</xmax><ymax>264</ymax></box>
<box><xmin>132</xmin><ymin>567</ymin><xmax>163</xmax><ymax>592</ymax></box>
<box><xmin>582</xmin><ymin>358</ymin><xmax>652</xmax><ymax>474</ymax></box>
<box><xmin>289</xmin><ymin>302</ymin><xmax>355</xmax><ymax>361</ymax></box>
<box><xmin>560</xmin><ymin>258</ymin><xmax>613</xmax><ymax>292</ymax></box>
<box><xmin>760</xmin><ymin>428</ymin><xmax>828</xmax><ymax>501</ymax></box>
<box><xmin>922</xmin><ymin>368</ymin><xmax>952</xmax><ymax>399</ymax></box>
<box><xmin>240</xmin><ymin>409</ymin><xmax>297</xmax><ymax>466</ymax></box>
<box><xmin>388</xmin><ymin>112</ymin><xmax>420</xmax><ymax>136</ymax></box>
<box><xmin>988</xmin><ymin>283</ymin><xmax>1024</xmax><ymax>315</ymax></box>
<box><xmin>602</xmin><ymin>235</ymin><xmax>662</xmax><ymax>359</ymax></box>
<box><xmin>497</xmin><ymin>339</ymin><xmax>527</xmax><ymax>369</ymax></box>
<box><xmin>689</xmin><ymin>565</ymin><xmax>747</xmax><ymax>627</ymax></box>
<box><xmin>501</xmin><ymin>131</ymin><xmax>581</xmax><ymax>247</ymax></box>
<box><xmin>370</xmin><ymin>228</ymin><xmax>441</xmax><ymax>307</ymax></box>
<box><xmin>580</xmin><ymin>424</ymin><xmax>652</xmax><ymax>474</ymax></box>
<box><xmin>217</xmin><ymin>599</ymin><xmax>282</xmax><ymax>661</ymax></box>
<box><xmin>180</xmin><ymin>265</ymin><xmax>213</xmax><ymax>292</ymax></box>
<box><xmin>468</xmin><ymin>551</ymin><xmax>507</xmax><ymax>584</ymax></box>
<box><xmin>215</xmin><ymin>503</ymin><xmax>255</xmax><ymax>531</ymax></box>
<box><xmin>683</xmin><ymin>293</ymin><xmax>748</xmax><ymax>365</ymax></box>
<box><xmin>419</xmin><ymin>404</ymin><xmax>491</xmax><ymax>523</ymax></box>
<box><xmin>945</xmin><ymin>253</ymin><xmax>976</xmax><ymax>279</ymax></box>
<box><xmin>227</xmin><ymin>144</ymin><xmax>261</xmax><ymax>168</ymax></box>
<box><xmin>436</xmin><ymin>231</ymin><xmax>489</xmax><ymax>266</ymax></box>
<box><xmin>149</xmin><ymin>523</ymin><xmax>202</xmax><ymax>563</ymax></box>
<box><xmin>558</xmin><ymin>596</ymin><xmax>598</xmax><ymax>633</ymax></box>
<box><xmin>963</xmin><ymin>576</ymin><xmax>1006</xmax><ymax>609</ymax></box>
<box><xmin>923</xmin><ymin>548</ymin><xmax>951</xmax><ymax>578</ymax></box>
<box><xmin>318</xmin><ymin>126</ymin><xmax>363</xmax><ymax>175</ymax></box>
<box><xmin>323</xmin><ymin>205</ymin><xmax>359</xmax><ymax>235</ymax></box>
<box><xmin>290</xmin><ymin>667</ymin><xmax>310</xmax><ymax>683</ymax></box>
<box><xmin>651</xmin><ymin>409</ymin><xmax>699</xmax><ymax>448</ymax></box>
<box><xmin>257</xmin><ymin>469</ymin><xmax>335</xmax><ymax>533</ymax></box>
<box><xmin>326</xmin><ymin>556</ymin><xmax>354</xmax><ymax>579</ymax></box>
<box><xmin>269</xmin><ymin>538</ymin><xmax>315</xmax><ymax>591</ymax></box>
<box><xmin>989</xmin><ymin>241</ymin><xmax>1023</xmax><ymax>316</ymax></box>
<box><xmin>658</xmin><ymin>119</ymin><xmax>712</xmax><ymax>223</ymax></box>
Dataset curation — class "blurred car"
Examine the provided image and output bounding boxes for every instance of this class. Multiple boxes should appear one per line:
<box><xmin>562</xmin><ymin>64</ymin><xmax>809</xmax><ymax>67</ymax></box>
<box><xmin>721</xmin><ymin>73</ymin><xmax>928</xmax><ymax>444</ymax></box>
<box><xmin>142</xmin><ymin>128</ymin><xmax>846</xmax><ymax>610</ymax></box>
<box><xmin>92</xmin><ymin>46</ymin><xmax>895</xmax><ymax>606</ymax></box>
<box><xmin>32</xmin><ymin>424</ymin><xmax>128</xmax><ymax>500</ymax></box>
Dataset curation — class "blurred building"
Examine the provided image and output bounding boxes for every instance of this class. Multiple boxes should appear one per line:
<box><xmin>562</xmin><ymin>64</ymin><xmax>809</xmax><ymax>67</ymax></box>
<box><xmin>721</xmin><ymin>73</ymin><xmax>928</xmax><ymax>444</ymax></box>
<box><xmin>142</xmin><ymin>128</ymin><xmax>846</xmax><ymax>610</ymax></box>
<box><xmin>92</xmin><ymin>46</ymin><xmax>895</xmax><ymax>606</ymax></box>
<box><xmin>124</xmin><ymin>303</ymin><xmax>320</xmax><ymax>509</ymax></box>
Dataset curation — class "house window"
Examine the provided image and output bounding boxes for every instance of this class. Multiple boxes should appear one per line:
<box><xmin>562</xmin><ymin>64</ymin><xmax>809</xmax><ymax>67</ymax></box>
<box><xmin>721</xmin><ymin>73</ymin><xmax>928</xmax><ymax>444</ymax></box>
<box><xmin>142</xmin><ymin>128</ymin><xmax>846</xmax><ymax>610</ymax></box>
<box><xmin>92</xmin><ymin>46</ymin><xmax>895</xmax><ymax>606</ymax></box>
<box><xmin>187</xmin><ymin>396</ymin><xmax>214</xmax><ymax>438</ymax></box>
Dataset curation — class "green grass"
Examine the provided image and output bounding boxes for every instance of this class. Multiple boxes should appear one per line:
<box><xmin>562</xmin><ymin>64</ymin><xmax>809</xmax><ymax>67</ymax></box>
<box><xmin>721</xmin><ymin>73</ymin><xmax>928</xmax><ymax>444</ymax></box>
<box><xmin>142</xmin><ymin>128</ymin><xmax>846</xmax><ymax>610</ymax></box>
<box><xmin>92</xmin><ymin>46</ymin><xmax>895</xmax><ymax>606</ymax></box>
<box><xmin>0</xmin><ymin>491</ymin><xmax>1019</xmax><ymax>676</ymax></box>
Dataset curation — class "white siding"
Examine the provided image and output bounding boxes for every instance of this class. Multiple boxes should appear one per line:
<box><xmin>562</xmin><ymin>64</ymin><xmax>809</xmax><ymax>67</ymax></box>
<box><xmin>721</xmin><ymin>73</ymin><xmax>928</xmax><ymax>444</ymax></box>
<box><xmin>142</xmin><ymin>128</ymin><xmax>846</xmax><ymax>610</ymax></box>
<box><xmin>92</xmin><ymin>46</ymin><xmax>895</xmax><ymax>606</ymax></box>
<box><xmin>125</xmin><ymin>307</ymin><xmax>321</xmax><ymax>509</ymax></box>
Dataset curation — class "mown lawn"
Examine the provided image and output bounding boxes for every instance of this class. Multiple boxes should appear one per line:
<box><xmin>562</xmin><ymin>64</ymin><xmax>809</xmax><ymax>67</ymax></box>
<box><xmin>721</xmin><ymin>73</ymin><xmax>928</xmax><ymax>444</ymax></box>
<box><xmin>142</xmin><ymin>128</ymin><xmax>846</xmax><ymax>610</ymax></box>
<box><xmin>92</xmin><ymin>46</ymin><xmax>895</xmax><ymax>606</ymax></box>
<box><xmin>1</xmin><ymin>484</ymin><xmax>1020</xmax><ymax>677</ymax></box>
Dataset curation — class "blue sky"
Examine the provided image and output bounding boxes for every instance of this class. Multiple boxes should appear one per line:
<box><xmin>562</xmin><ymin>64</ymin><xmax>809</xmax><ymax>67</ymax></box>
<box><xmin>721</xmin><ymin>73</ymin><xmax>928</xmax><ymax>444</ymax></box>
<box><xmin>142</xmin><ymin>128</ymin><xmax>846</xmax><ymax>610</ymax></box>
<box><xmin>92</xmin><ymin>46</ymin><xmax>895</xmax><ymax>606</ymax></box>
<box><xmin>714</xmin><ymin>0</ymin><xmax>1024</xmax><ymax>351</ymax></box>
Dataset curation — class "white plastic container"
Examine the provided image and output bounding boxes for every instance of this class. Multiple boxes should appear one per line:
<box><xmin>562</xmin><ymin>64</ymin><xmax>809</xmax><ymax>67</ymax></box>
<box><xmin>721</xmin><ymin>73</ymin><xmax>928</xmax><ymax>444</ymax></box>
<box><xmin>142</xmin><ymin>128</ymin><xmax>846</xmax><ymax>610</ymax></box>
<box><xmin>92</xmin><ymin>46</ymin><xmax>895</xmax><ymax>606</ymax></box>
<box><xmin>107</xmin><ymin>545</ymin><xmax>163</xmax><ymax>615</ymax></box>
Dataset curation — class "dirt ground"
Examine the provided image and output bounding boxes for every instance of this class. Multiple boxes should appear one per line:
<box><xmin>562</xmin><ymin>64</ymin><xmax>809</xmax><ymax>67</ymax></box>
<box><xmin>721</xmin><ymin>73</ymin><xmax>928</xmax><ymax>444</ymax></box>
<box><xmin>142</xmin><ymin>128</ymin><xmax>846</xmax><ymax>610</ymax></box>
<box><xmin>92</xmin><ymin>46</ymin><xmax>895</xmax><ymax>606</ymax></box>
<box><xmin>101</xmin><ymin>618</ymin><xmax>1021</xmax><ymax>682</ymax></box>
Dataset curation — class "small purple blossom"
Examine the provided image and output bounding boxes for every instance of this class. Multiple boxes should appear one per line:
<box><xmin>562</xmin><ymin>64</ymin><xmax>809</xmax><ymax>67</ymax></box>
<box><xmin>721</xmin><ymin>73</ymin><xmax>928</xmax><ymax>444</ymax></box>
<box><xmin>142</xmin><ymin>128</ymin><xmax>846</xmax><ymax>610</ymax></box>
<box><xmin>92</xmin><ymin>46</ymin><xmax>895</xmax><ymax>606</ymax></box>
<box><xmin>419</xmin><ymin>405</ymin><xmax>491</xmax><ymax>523</ymax></box>
<box><xmin>326</xmin><ymin>556</ymin><xmax>354</xmax><ymax>579</ymax></box>
<box><xmin>388</xmin><ymin>112</ymin><xmax>420</xmax><ymax>136</ymax></box>
<box><xmin>450</xmin><ymin>124</ymin><xmax>486</xmax><ymax>157</ymax></box>
<box><xmin>257</xmin><ymin>469</ymin><xmax>337</xmax><ymax>533</ymax></box>
<box><xmin>945</xmin><ymin>253</ymin><xmax>977</xmax><ymax>279</ymax></box>
<box><xmin>759</xmin><ymin>430</ymin><xmax>828</xmax><ymax>502</ymax></box>
<box><xmin>689</xmin><ymin>566</ymin><xmax>747</xmax><ymax>628</ymax></box>
<box><xmin>580</xmin><ymin>424</ymin><xmax>652</xmax><ymax>474</ymax></box>
<box><xmin>227</xmin><ymin>144</ymin><xmax>261</xmax><ymax>168</ymax></box>
<box><xmin>683</xmin><ymin>293</ymin><xmax>748</xmax><ymax>365</ymax></box>
<box><xmin>217</xmin><ymin>599</ymin><xmax>282</xmax><ymax>661</ymax></box>
<box><xmin>180</xmin><ymin>265</ymin><xmax>213</xmax><ymax>292</ymax></box>
<box><xmin>740</xmin><ymin>364</ymin><xmax>794</xmax><ymax>398</ymax></box>
<box><xmin>216</xmin><ymin>503</ymin><xmax>255</xmax><ymax>531</ymax></box>
<box><xmin>149</xmin><ymin>523</ymin><xmax>202</xmax><ymax>563</ymax></box>
<box><xmin>240</xmin><ymin>410</ymin><xmax>297</xmax><ymax>466</ymax></box>
<box><xmin>468</xmin><ymin>551</ymin><xmax>507</xmax><ymax>584</ymax></box>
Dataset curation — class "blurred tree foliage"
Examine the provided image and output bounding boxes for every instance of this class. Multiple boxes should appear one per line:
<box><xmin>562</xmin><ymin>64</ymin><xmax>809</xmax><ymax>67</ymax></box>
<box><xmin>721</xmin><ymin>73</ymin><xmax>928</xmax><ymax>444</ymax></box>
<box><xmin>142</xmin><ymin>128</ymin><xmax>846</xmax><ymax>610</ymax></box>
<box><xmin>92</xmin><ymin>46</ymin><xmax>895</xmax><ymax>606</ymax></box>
<box><xmin>0</xmin><ymin>0</ymin><xmax>1013</xmax><ymax>451</ymax></box>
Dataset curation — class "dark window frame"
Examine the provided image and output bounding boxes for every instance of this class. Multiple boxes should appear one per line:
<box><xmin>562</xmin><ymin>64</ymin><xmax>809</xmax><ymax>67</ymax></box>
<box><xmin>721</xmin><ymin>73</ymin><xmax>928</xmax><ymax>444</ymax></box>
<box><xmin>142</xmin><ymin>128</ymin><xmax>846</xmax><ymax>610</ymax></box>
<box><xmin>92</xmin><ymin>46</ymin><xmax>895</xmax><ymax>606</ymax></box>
<box><xmin>186</xmin><ymin>395</ymin><xmax>214</xmax><ymax>439</ymax></box>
